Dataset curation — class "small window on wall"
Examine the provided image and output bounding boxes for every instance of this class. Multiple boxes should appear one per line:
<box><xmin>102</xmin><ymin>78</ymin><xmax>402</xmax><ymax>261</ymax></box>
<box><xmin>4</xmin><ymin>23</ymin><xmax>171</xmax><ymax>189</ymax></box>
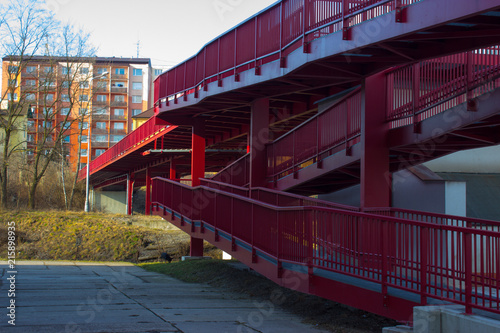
<box><xmin>96</xmin><ymin>122</ymin><xmax>106</xmax><ymax>129</ymax></box>
<box><xmin>113</xmin><ymin>122</ymin><xmax>124</xmax><ymax>130</ymax></box>
<box><xmin>132</xmin><ymin>95</ymin><xmax>141</xmax><ymax>103</ymax></box>
<box><xmin>79</xmin><ymin>94</ymin><xmax>88</xmax><ymax>102</ymax></box>
<box><xmin>96</xmin><ymin>95</ymin><xmax>107</xmax><ymax>102</ymax></box>
<box><xmin>95</xmin><ymin>149</ymin><xmax>105</xmax><ymax>156</ymax></box>
<box><xmin>80</xmin><ymin>135</ymin><xmax>88</xmax><ymax>143</ymax></box>
<box><xmin>132</xmin><ymin>82</ymin><xmax>142</xmax><ymax>90</ymax></box>
<box><xmin>114</xmin><ymin>109</ymin><xmax>125</xmax><ymax>116</ymax></box>
<box><xmin>95</xmin><ymin>135</ymin><xmax>106</xmax><ymax>142</ymax></box>
<box><xmin>132</xmin><ymin>109</ymin><xmax>142</xmax><ymax>116</ymax></box>
<box><xmin>154</xmin><ymin>69</ymin><xmax>163</xmax><ymax>76</ymax></box>
<box><xmin>61</xmin><ymin>108</ymin><xmax>70</xmax><ymax>115</ymax></box>
<box><xmin>81</xmin><ymin>149</ymin><xmax>87</xmax><ymax>156</ymax></box>
<box><xmin>26</xmin><ymin>66</ymin><xmax>36</xmax><ymax>73</ymax></box>
<box><xmin>79</xmin><ymin>122</ymin><xmax>88</xmax><ymax>130</ymax></box>
<box><xmin>80</xmin><ymin>67</ymin><xmax>89</xmax><ymax>74</ymax></box>
<box><xmin>133</xmin><ymin>68</ymin><xmax>142</xmax><ymax>76</ymax></box>
<box><xmin>96</xmin><ymin>67</ymin><xmax>108</xmax><ymax>75</ymax></box>
<box><xmin>115</xmin><ymin>68</ymin><xmax>125</xmax><ymax>75</ymax></box>
<box><xmin>114</xmin><ymin>95</ymin><xmax>125</xmax><ymax>102</ymax></box>
<box><xmin>63</xmin><ymin>136</ymin><xmax>70</xmax><ymax>143</ymax></box>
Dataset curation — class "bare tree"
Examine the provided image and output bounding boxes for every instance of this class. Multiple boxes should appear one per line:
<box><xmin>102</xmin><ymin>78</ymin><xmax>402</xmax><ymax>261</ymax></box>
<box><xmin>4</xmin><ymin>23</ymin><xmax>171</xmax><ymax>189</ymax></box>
<box><xmin>0</xmin><ymin>0</ymin><xmax>56</xmax><ymax>208</ymax></box>
<box><xmin>22</xmin><ymin>23</ymin><xmax>97</xmax><ymax>209</ymax></box>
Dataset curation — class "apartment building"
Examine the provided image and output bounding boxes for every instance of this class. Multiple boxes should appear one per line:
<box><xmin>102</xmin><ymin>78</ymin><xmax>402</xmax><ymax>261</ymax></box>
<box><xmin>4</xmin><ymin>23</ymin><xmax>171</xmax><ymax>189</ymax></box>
<box><xmin>1</xmin><ymin>56</ymin><xmax>162</xmax><ymax>171</ymax></box>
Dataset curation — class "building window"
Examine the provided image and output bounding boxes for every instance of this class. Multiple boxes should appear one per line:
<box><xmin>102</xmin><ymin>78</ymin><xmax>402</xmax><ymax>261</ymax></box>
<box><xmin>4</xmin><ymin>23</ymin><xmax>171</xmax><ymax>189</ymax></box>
<box><xmin>114</xmin><ymin>95</ymin><xmax>125</xmax><ymax>102</ymax></box>
<box><xmin>80</xmin><ymin>135</ymin><xmax>88</xmax><ymax>143</ymax></box>
<box><xmin>79</xmin><ymin>108</ymin><xmax>88</xmax><ymax>116</ymax></box>
<box><xmin>62</xmin><ymin>94</ymin><xmax>70</xmax><ymax>102</ymax></box>
<box><xmin>96</xmin><ymin>122</ymin><xmax>106</xmax><ymax>129</ymax></box>
<box><xmin>132</xmin><ymin>95</ymin><xmax>141</xmax><ymax>103</ymax></box>
<box><xmin>8</xmin><ymin>93</ymin><xmax>17</xmax><ymax>101</ymax></box>
<box><xmin>95</xmin><ymin>135</ymin><xmax>106</xmax><ymax>142</ymax></box>
<box><xmin>80</xmin><ymin>67</ymin><xmax>89</xmax><ymax>74</ymax></box>
<box><xmin>26</xmin><ymin>79</ymin><xmax>36</xmax><ymax>86</ymax></box>
<box><xmin>27</xmin><ymin>120</ymin><xmax>35</xmax><ymax>128</ymax></box>
<box><xmin>79</xmin><ymin>81</ymin><xmax>89</xmax><ymax>89</ymax></box>
<box><xmin>79</xmin><ymin>94</ymin><xmax>88</xmax><ymax>102</ymax></box>
<box><xmin>27</xmin><ymin>134</ymin><xmax>35</xmax><ymax>142</ymax></box>
<box><xmin>61</xmin><ymin>108</ymin><xmax>70</xmax><ymax>115</ymax></box>
<box><xmin>132</xmin><ymin>109</ymin><xmax>142</xmax><ymax>116</ymax></box>
<box><xmin>62</xmin><ymin>122</ymin><xmax>71</xmax><ymax>130</ymax></box>
<box><xmin>26</xmin><ymin>66</ymin><xmax>36</xmax><ymax>73</ymax></box>
<box><xmin>8</xmin><ymin>79</ymin><xmax>17</xmax><ymax>87</ymax></box>
<box><xmin>115</xmin><ymin>68</ymin><xmax>125</xmax><ymax>75</ymax></box>
<box><xmin>79</xmin><ymin>122</ymin><xmax>88</xmax><ymax>129</ymax></box>
<box><xmin>154</xmin><ymin>69</ymin><xmax>163</xmax><ymax>76</ymax></box>
<box><xmin>132</xmin><ymin>82</ymin><xmax>142</xmax><ymax>90</ymax></box>
<box><xmin>96</xmin><ymin>95</ymin><xmax>107</xmax><ymax>102</ymax></box>
<box><xmin>96</xmin><ymin>81</ymin><xmax>107</xmax><ymax>89</ymax></box>
<box><xmin>112</xmin><ymin>135</ymin><xmax>124</xmax><ymax>142</ymax></box>
<box><xmin>113</xmin><ymin>122</ymin><xmax>124</xmax><ymax>130</ymax></box>
<box><xmin>114</xmin><ymin>109</ymin><xmax>124</xmax><ymax>116</ymax></box>
<box><xmin>93</xmin><ymin>107</ymin><xmax>108</xmax><ymax>115</ymax></box>
<box><xmin>44</xmin><ymin>94</ymin><xmax>54</xmax><ymax>102</ymax></box>
<box><xmin>26</xmin><ymin>93</ymin><xmax>36</xmax><ymax>101</ymax></box>
<box><xmin>43</xmin><ymin>67</ymin><xmax>53</xmax><ymax>74</ymax></box>
<box><xmin>8</xmin><ymin>66</ymin><xmax>19</xmax><ymax>74</ymax></box>
<box><xmin>96</xmin><ymin>67</ymin><xmax>108</xmax><ymax>75</ymax></box>
<box><xmin>133</xmin><ymin>68</ymin><xmax>142</xmax><ymax>76</ymax></box>
<box><xmin>43</xmin><ymin>107</ymin><xmax>54</xmax><ymax>115</ymax></box>
<box><xmin>41</xmin><ymin>121</ymin><xmax>53</xmax><ymax>128</ymax></box>
<box><xmin>95</xmin><ymin>149</ymin><xmax>105</xmax><ymax>156</ymax></box>
<box><xmin>62</xmin><ymin>67</ymin><xmax>71</xmax><ymax>75</ymax></box>
<box><xmin>63</xmin><ymin>136</ymin><xmax>70</xmax><ymax>143</ymax></box>
<box><xmin>81</xmin><ymin>149</ymin><xmax>87</xmax><ymax>156</ymax></box>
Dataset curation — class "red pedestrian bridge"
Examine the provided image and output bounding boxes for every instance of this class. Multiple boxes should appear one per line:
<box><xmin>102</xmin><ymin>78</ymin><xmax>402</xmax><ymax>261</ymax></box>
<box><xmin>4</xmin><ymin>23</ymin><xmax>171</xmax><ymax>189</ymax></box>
<box><xmin>80</xmin><ymin>0</ymin><xmax>500</xmax><ymax>322</ymax></box>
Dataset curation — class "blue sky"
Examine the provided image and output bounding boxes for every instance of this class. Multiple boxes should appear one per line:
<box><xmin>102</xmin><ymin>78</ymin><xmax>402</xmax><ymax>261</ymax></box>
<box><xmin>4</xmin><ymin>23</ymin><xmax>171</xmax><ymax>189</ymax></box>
<box><xmin>49</xmin><ymin>0</ymin><xmax>278</xmax><ymax>68</ymax></box>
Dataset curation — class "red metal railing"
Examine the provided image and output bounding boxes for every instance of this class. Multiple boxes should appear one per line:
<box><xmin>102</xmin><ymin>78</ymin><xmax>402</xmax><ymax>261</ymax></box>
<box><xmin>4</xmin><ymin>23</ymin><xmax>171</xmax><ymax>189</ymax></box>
<box><xmin>152</xmin><ymin>177</ymin><xmax>500</xmax><ymax>317</ymax></box>
<box><xmin>210</xmin><ymin>153</ymin><xmax>250</xmax><ymax>187</ymax></box>
<box><xmin>386</xmin><ymin>45</ymin><xmax>500</xmax><ymax>128</ymax></box>
<box><xmin>200</xmin><ymin>178</ymin><xmax>359</xmax><ymax>211</ymax></box>
<box><xmin>154</xmin><ymin>0</ymin><xmax>421</xmax><ymax>105</ymax></box>
<box><xmin>78</xmin><ymin>117</ymin><xmax>174</xmax><ymax>180</ymax></box>
<box><xmin>267</xmin><ymin>87</ymin><xmax>361</xmax><ymax>183</ymax></box>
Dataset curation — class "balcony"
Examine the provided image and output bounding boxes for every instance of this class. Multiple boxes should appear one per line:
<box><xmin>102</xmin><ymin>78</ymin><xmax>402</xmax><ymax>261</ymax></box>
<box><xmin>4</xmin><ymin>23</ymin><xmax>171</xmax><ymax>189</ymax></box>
<box><xmin>92</xmin><ymin>100</ymin><xmax>109</xmax><ymax>107</ymax></box>
<box><xmin>110</xmin><ymin>87</ymin><xmax>127</xmax><ymax>94</ymax></box>
<box><xmin>111</xmin><ymin>74</ymin><xmax>127</xmax><ymax>80</ymax></box>
<box><xmin>21</xmin><ymin>84</ymin><xmax>37</xmax><ymax>92</ymax></box>
<box><xmin>91</xmin><ymin>127</ymin><xmax>108</xmax><ymax>135</ymax></box>
<box><xmin>92</xmin><ymin>113</ymin><xmax>110</xmax><ymax>120</ymax></box>
<box><xmin>110</xmin><ymin>128</ymin><xmax>126</xmax><ymax>135</ymax></box>
<box><xmin>110</xmin><ymin>101</ymin><xmax>127</xmax><ymax>107</ymax></box>
<box><xmin>90</xmin><ymin>141</ymin><xmax>109</xmax><ymax>148</ymax></box>
<box><xmin>110</xmin><ymin>114</ymin><xmax>126</xmax><ymax>120</ymax></box>
<box><xmin>92</xmin><ymin>87</ymin><xmax>109</xmax><ymax>93</ymax></box>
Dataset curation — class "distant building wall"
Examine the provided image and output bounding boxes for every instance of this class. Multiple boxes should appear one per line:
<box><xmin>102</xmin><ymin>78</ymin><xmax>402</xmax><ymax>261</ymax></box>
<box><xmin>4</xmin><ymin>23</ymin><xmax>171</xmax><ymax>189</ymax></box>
<box><xmin>94</xmin><ymin>191</ymin><xmax>127</xmax><ymax>214</ymax></box>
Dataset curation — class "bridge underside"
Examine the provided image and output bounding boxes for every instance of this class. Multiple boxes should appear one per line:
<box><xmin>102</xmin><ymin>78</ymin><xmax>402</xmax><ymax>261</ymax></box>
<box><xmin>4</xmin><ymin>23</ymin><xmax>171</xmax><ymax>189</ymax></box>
<box><xmin>83</xmin><ymin>0</ymin><xmax>500</xmax><ymax>323</ymax></box>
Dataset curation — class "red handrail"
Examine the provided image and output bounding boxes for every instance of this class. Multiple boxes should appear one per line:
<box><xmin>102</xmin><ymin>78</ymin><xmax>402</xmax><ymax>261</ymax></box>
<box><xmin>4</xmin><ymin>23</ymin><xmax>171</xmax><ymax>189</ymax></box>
<box><xmin>152</xmin><ymin>176</ymin><xmax>500</xmax><ymax>317</ymax></box>
<box><xmin>78</xmin><ymin>117</ymin><xmax>174</xmax><ymax>180</ymax></box>
<box><xmin>386</xmin><ymin>45</ymin><xmax>500</xmax><ymax>128</ymax></box>
<box><xmin>154</xmin><ymin>0</ymin><xmax>421</xmax><ymax>105</ymax></box>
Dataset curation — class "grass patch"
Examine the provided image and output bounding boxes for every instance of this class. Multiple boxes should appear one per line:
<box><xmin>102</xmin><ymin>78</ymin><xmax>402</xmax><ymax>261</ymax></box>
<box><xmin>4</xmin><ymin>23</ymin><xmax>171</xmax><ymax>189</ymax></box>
<box><xmin>0</xmin><ymin>211</ymin><xmax>181</xmax><ymax>262</ymax></box>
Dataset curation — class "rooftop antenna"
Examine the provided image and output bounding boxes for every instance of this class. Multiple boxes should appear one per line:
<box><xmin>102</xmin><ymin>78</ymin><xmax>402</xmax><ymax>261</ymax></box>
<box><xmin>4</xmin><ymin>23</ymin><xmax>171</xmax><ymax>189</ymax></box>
<box><xmin>136</xmin><ymin>40</ymin><xmax>140</xmax><ymax>58</ymax></box>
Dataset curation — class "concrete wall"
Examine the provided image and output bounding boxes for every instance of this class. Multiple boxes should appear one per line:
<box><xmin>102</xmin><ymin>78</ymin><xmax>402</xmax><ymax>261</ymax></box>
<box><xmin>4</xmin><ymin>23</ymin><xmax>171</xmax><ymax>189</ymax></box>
<box><xmin>94</xmin><ymin>191</ymin><xmax>127</xmax><ymax>214</ymax></box>
<box><xmin>425</xmin><ymin>145</ymin><xmax>500</xmax><ymax>173</ymax></box>
<box><xmin>384</xmin><ymin>305</ymin><xmax>500</xmax><ymax>333</ymax></box>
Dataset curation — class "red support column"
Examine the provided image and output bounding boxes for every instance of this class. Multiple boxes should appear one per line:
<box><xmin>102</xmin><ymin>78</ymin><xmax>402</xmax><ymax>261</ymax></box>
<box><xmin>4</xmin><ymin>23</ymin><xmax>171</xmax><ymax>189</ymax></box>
<box><xmin>169</xmin><ymin>159</ymin><xmax>177</xmax><ymax>180</ymax></box>
<box><xmin>249</xmin><ymin>98</ymin><xmax>270</xmax><ymax>188</ymax></box>
<box><xmin>127</xmin><ymin>173</ymin><xmax>135</xmax><ymax>215</ymax></box>
<box><xmin>145</xmin><ymin>167</ymin><xmax>151</xmax><ymax>216</ymax></box>
<box><xmin>191</xmin><ymin>119</ymin><xmax>205</xmax><ymax>187</ymax></box>
<box><xmin>360</xmin><ymin>72</ymin><xmax>391</xmax><ymax>209</ymax></box>
<box><xmin>190</xmin><ymin>120</ymin><xmax>205</xmax><ymax>257</ymax></box>
<box><xmin>190</xmin><ymin>236</ymin><xmax>204</xmax><ymax>257</ymax></box>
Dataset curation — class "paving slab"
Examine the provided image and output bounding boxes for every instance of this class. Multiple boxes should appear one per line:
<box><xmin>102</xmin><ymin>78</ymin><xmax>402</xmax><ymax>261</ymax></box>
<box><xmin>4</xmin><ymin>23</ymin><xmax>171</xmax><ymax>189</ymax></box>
<box><xmin>0</xmin><ymin>260</ymin><xmax>329</xmax><ymax>332</ymax></box>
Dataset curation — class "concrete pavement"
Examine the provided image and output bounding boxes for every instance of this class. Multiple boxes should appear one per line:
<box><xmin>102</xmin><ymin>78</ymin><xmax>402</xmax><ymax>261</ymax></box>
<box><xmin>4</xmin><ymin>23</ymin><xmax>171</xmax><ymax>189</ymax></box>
<box><xmin>0</xmin><ymin>261</ymin><xmax>329</xmax><ymax>333</ymax></box>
